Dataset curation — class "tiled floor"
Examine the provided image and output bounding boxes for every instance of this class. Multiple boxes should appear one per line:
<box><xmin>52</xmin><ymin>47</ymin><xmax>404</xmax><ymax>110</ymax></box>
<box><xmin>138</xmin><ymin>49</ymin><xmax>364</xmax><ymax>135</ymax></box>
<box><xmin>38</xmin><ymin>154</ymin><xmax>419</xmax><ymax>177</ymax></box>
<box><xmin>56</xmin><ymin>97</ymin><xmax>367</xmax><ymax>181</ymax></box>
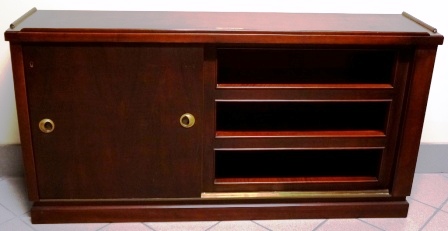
<box><xmin>1</xmin><ymin>174</ymin><xmax>448</xmax><ymax>231</ymax></box>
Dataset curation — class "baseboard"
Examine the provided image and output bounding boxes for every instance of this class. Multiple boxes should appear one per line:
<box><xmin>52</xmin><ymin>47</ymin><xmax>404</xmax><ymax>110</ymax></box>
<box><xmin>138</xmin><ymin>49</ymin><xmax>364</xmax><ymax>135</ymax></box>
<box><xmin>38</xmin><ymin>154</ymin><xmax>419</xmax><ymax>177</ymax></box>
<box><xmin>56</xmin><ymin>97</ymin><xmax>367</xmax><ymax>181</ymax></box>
<box><xmin>0</xmin><ymin>143</ymin><xmax>446</xmax><ymax>177</ymax></box>
<box><xmin>0</xmin><ymin>144</ymin><xmax>24</xmax><ymax>177</ymax></box>
<box><xmin>415</xmin><ymin>143</ymin><xmax>448</xmax><ymax>173</ymax></box>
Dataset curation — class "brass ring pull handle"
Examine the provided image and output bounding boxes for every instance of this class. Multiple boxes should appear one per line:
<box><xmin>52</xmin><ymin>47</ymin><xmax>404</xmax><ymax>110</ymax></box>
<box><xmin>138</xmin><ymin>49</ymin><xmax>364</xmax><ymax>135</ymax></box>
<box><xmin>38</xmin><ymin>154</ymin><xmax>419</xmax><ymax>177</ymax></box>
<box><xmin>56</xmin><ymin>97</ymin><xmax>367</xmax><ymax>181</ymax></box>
<box><xmin>39</xmin><ymin>119</ymin><xmax>55</xmax><ymax>133</ymax></box>
<box><xmin>180</xmin><ymin>113</ymin><xmax>195</xmax><ymax>128</ymax></box>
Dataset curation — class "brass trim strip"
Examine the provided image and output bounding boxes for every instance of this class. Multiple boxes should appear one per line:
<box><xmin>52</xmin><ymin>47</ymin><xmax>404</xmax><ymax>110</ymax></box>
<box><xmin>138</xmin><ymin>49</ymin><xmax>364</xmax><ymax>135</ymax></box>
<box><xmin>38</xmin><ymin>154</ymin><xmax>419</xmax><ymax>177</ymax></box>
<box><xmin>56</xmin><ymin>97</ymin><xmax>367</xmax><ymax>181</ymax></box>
<box><xmin>10</xmin><ymin>7</ymin><xmax>37</xmax><ymax>29</ymax></box>
<box><xmin>201</xmin><ymin>190</ymin><xmax>390</xmax><ymax>199</ymax></box>
<box><xmin>402</xmin><ymin>11</ymin><xmax>437</xmax><ymax>33</ymax></box>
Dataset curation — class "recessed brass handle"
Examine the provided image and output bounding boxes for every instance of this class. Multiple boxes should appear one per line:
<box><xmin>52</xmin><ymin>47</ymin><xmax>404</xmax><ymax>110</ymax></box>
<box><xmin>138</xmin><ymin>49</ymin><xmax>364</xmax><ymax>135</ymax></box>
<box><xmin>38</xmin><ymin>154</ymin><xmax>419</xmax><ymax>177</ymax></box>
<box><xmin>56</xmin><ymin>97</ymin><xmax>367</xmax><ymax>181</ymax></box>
<box><xmin>39</xmin><ymin>119</ymin><xmax>55</xmax><ymax>133</ymax></box>
<box><xmin>180</xmin><ymin>113</ymin><xmax>195</xmax><ymax>128</ymax></box>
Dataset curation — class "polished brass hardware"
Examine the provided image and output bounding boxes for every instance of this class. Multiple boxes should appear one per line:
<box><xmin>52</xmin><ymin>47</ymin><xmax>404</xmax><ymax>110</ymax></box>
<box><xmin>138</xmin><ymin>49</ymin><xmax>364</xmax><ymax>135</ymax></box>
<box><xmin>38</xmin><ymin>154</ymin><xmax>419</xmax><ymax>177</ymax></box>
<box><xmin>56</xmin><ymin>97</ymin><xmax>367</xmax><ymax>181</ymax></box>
<box><xmin>180</xmin><ymin>113</ymin><xmax>195</xmax><ymax>128</ymax></box>
<box><xmin>402</xmin><ymin>11</ymin><xmax>437</xmax><ymax>33</ymax></box>
<box><xmin>10</xmin><ymin>7</ymin><xmax>37</xmax><ymax>29</ymax></box>
<box><xmin>39</xmin><ymin>119</ymin><xmax>55</xmax><ymax>133</ymax></box>
<box><xmin>201</xmin><ymin>190</ymin><xmax>390</xmax><ymax>199</ymax></box>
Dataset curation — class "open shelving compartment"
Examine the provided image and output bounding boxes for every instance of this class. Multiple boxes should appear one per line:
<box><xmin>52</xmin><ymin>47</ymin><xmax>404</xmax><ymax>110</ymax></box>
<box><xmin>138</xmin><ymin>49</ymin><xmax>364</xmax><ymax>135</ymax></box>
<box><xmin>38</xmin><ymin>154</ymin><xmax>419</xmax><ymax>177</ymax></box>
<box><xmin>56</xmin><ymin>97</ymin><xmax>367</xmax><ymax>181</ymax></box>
<box><xmin>213</xmin><ymin>101</ymin><xmax>389</xmax><ymax>186</ymax></box>
<box><xmin>216</xmin><ymin>101</ymin><xmax>389</xmax><ymax>136</ymax></box>
<box><xmin>207</xmin><ymin>46</ymin><xmax>400</xmax><ymax>193</ymax></box>
<box><xmin>216</xmin><ymin>47</ymin><xmax>396</xmax><ymax>87</ymax></box>
<box><xmin>214</xmin><ymin>149</ymin><xmax>383</xmax><ymax>184</ymax></box>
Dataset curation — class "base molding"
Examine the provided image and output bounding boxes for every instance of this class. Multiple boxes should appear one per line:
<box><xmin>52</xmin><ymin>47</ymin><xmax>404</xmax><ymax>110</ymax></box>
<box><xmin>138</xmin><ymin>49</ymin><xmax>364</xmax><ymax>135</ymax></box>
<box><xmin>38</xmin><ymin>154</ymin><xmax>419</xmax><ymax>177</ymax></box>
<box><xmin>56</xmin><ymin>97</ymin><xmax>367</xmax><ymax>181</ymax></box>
<box><xmin>31</xmin><ymin>200</ymin><xmax>409</xmax><ymax>224</ymax></box>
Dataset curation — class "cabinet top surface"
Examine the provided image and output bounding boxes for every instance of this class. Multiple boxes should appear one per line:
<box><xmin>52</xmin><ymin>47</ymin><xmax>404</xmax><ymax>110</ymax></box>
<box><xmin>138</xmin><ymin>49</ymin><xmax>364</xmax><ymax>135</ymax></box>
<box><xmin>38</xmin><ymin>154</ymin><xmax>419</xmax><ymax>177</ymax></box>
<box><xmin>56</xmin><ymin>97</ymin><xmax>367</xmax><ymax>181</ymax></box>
<box><xmin>5</xmin><ymin>10</ymin><xmax>444</xmax><ymax>44</ymax></box>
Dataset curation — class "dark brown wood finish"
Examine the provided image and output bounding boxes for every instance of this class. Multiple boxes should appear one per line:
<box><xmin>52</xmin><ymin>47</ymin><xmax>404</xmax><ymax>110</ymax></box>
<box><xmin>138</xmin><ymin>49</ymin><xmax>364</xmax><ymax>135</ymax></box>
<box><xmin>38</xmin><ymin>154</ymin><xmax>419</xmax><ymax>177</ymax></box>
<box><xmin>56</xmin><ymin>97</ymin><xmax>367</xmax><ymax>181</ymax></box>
<box><xmin>6</xmin><ymin>11</ymin><xmax>435</xmax><ymax>33</ymax></box>
<box><xmin>5</xmin><ymin>11</ymin><xmax>443</xmax><ymax>45</ymax></box>
<box><xmin>23</xmin><ymin>44</ymin><xmax>204</xmax><ymax>199</ymax></box>
<box><xmin>202</xmin><ymin>46</ymin><xmax>218</xmax><ymax>194</ymax></box>
<box><xmin>5</xmin><ymin>10</ymin><xmax>443</xmax><ymax>223</ymax></box>
<box><xmin>391</xmin><ymin>46</ymin><xmax>439</xmax><ymax>196</ymax></box>
<box><xmin>9</xmin><ymin>43</ymin><xmax>39</xmax><ymax>200</ymax></box>
<box><xmin>30</xmin><ymin>201</ymin><xmax>409</xmax><ymax>224</ymax></box>
<box><xmin>377</xmin><ymin>48</ymin><xmax>414</xmax><ymax>188</ymax></box>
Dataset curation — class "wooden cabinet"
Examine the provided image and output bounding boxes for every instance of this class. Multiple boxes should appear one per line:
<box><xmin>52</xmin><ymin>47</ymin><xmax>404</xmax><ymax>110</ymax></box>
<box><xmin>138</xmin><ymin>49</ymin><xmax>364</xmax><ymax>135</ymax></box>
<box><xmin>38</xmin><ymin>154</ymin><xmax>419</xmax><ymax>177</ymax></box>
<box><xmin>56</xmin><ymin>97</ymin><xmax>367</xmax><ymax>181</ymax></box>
<box><xmin>5</xmin><ymin>9</ymin><xmax>443</xmax><ymax>223</ymax></box>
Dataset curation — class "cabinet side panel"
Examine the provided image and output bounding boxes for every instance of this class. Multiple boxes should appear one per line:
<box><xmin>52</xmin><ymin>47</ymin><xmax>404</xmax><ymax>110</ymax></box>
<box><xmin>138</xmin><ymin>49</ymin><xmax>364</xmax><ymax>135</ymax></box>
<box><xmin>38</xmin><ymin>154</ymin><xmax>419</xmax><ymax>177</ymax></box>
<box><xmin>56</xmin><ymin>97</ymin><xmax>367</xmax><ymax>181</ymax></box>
<box><xmin>9</xmin><ymin>43</ymin><xmax>39</xmax><ymax>200</ymax></box>
<box><xmin>391</xmin><ymin>47</ymin><xmax>438</xmax><ymax>196</ymax></box>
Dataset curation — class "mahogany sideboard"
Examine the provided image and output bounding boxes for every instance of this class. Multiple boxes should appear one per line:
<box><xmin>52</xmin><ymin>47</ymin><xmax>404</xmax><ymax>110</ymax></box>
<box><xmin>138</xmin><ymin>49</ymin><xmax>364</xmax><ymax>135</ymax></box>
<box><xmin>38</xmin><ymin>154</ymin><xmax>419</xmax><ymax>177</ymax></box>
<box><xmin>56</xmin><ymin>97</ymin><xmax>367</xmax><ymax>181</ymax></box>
<box><xmin>5</xmin><ymin>9</ymin><xmax>444</xmax><ymax>223</ymax></box>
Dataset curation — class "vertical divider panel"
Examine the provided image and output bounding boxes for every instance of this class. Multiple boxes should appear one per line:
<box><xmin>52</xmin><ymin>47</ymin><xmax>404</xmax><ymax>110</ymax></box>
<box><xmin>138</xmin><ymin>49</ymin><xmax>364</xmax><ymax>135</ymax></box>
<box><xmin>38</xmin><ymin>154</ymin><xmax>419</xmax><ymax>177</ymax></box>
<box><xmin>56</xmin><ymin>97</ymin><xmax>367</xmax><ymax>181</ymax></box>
<box><xmin>202</xmin><ymin>46</ymin><xmax>218</xmax><ymax>192</ymax></box>
<box><xmin>377</xmin><ymin>49</ymin><xmax>413</xmax><ymax>188</ymax></box>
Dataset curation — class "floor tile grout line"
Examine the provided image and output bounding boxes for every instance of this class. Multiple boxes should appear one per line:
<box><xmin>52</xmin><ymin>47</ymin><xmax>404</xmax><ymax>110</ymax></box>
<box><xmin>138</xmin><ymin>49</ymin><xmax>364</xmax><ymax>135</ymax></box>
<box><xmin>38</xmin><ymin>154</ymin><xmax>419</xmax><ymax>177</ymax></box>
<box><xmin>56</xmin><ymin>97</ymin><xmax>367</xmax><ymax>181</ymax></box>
<box><xmin>0</xmin><ymin>177</ymin><xmax>33</xmax><ymax>217</ymax></box>
<box><xmin>312</xmin><ymin>219</ymin><xmax>327</xmax><ymax>231</ymax></box>
<box><xmin>20</xmin><ymin>217</ymin><xmax>39</xmax><ymax>231</ymax></box>
<box><xmin>358</xmin><ymin>218</ymin><xmax>387</xmax><ymax>231</ymax></box>
<box><xmin>433</xmin><ymin>196</ymin><xmax>448</xmax><ymax>223</ymax></box>
<box><xmin>0</xmin><ymin>200</ymin><xmax>21</xmax><ymax>218</ymax></box>
<box><xmin>437</xmin><ymin>209</ymin><xmax>448</xmax><ymax>215</ymax></box>
<box><xmin>251</xmin><ymin>220</ymin><xmax>273</xmax><ymax>231</ymax></box>
<box><xmin>205</xmin><ymin>221</ymin><xmax>221</xmax><ymax>231</ymax></box>
<box><xmin>417</xmin><ymin>195</ymin><xmax>448</xmax><ymax>231</ymax></box>
<box><xmin>143</xmin><ymin>222</ymin><xmax>157</xmax><ymax>231</ymax></box>
<box><xmin>95</xmin><ymin>223</ymin><xmax>112</xmax><ymax>231</ymax></box>
<box><xmin>0</xmin><ymin>218</ymin><xmax>26</xmax><ymax>231</ymax></box>
<box><xmin>20</xmin><ymin>208</ymin><xmax>33</xmax><ymax>217</ymax></box>
<box><xmin>439</xmin><ymin>195</ymin><xmax>448</xmax><ymax>209</ymax></box>
<box><xmin>408</xmin><ymin>197</ymin><xmax>444</xmax><ymax>210</ymax></box>
<box><xmin>418</xmin><ymin>208</ymin><xmax>440</xmax><ymax>231</ymax></box>
<box><xmin>0</xmin><ymin>216</ymin><xmax>17</xmax><ymax>226</ymax></box>
<box><xmin>21</xmin><ymin>212</ymin><xmax>47</xmax><ymax>231</ymax></box>
<box><xmin>202</xmin><ymin>221</ymin><xmax>221</xmax><ymax>231</ymax></box>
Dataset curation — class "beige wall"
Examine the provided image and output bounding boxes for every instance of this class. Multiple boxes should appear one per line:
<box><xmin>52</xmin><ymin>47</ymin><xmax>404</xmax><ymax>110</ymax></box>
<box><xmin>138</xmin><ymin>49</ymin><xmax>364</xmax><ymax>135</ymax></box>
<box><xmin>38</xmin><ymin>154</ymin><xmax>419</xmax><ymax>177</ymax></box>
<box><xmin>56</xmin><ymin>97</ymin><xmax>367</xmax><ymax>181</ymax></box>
<box><xmin>1</xmin><ymin>0</ymin><xmax>447</xmax><ymax>145</ymax></box>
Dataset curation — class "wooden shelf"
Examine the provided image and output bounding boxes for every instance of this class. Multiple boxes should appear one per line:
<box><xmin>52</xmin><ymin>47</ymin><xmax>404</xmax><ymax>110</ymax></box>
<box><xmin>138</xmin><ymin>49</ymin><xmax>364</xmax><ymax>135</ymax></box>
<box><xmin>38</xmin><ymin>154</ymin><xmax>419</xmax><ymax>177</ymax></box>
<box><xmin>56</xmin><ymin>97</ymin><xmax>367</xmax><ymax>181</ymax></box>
<box><xmin>214</xmin><ymin>88</ymin><xmax>395</xmax><ymax>100</ymax></box>
<box><xmin>217</xmin><ymin>83</ymin><xmax>393</xmax><ymax>89</ymax></box>
<box><xmin>215</xmin><ymin>176</ymin><xmax>379</xmax><ymax>184</ymax></box>
<box><xmin>216</xmin><ymin>130</ymin><xmax>386</xmax><ymax>138</ymax></box>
